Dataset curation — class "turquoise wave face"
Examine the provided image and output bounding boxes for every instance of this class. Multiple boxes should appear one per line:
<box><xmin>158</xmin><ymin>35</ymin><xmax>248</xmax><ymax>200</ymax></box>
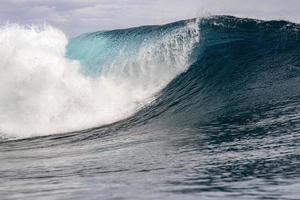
<box><xmin>65</xmin><ymin>20</ymin><xmax>197</xmax><ymax>77</ymax></box>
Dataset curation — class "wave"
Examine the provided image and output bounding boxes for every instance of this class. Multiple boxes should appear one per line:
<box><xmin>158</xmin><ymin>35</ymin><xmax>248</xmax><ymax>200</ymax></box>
<box><xmin>1</xmin><ymin>16</ymin><xmax>300</xmax><ymax>139</ymax></box>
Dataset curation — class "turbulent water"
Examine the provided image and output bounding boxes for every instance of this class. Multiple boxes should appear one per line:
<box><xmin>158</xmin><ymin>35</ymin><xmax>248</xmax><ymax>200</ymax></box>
<box><xmin>1</xmin><ymin>16</ymin><xmax>300</xmax><ymax>199</ymax></box>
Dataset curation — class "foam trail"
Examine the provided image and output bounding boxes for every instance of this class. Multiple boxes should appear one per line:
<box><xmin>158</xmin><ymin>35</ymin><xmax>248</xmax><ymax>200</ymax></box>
<box><xmin>0</xmin><ymin>20</ymin><xmax>200</xmax><ymax>139</ymax></box>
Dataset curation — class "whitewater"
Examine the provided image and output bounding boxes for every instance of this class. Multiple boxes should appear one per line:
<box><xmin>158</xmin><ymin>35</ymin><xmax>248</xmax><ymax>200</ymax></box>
<box><xmin>0</xmin><ymin>19</ymin><xmax>199</xmax><ymax>138</ymax></box>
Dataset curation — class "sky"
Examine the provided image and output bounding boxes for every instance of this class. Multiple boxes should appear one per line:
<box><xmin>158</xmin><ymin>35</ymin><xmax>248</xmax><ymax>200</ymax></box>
<box><xmin>0</xmin><ymin>0</ymin><xmax>299</xmax><ymax>37</ymax></box>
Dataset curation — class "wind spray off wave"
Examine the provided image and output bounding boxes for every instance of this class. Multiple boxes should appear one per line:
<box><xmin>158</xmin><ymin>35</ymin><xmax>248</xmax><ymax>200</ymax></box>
<box><xmin>0</xmin><ymin>19</ymin><xmax>200</xmax><ymax>138</ymax></box>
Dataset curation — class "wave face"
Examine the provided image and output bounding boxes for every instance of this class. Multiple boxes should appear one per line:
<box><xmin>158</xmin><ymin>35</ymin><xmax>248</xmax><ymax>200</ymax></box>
<box><xmin>1</xmin><ymin>16</ymin><xmax>300</xmax><ymax>199</ymax></box>
<box><xmin>0</xmin><ymin>19</ymin><xmax>199</xmax><ymax>138</ymax></box>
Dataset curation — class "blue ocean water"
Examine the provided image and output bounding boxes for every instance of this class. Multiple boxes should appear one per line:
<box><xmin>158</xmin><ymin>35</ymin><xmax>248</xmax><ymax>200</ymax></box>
<box><xmin>1</xmin><ymin>16</ymin><xmax>300</xmax><ymax>199</ymax></box>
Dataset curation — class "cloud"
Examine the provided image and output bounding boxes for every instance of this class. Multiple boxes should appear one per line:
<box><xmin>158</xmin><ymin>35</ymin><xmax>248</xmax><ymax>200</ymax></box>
<box><xmin>0</xmin><ymin>0</ymin><xmax>299</xmax><ymax>37</ymax></box>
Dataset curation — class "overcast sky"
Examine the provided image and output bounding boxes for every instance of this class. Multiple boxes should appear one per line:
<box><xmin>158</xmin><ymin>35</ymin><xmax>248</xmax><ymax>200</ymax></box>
<box><xmin>0</xmin><ymin>0</ymin><xmax>300</xmax><ymax>37</ymax></box>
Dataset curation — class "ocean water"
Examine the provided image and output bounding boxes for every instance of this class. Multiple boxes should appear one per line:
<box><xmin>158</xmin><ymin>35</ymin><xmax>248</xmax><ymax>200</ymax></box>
<box><xmin>0</xmin><ymin>16</ymin><xmax>300</xmax><ymax>199</ymax></box>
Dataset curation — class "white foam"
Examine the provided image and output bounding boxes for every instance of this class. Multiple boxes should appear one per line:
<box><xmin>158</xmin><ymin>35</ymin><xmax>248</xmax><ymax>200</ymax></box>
<box><xmin>0</xmin><ymin>20</ymin><xmax>200</xmax><ymax>138</ymax></box>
